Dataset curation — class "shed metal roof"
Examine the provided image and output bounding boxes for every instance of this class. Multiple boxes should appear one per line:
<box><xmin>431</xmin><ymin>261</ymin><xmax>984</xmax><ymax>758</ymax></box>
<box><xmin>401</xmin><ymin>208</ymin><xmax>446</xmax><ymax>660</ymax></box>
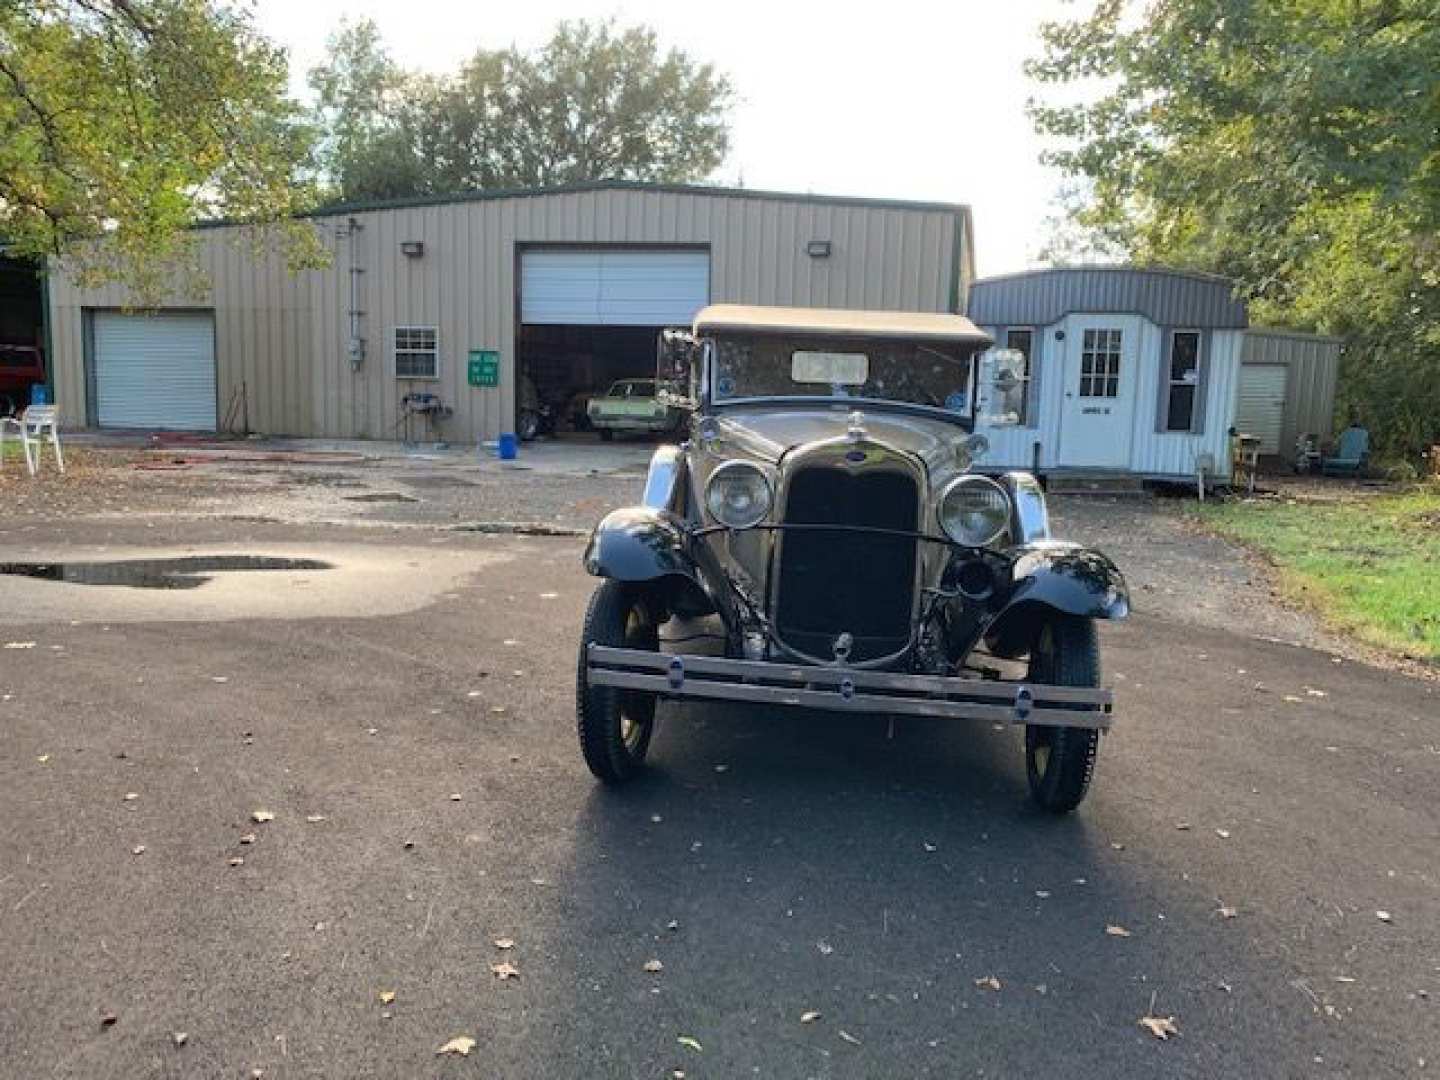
<box><xmin>694</xmin><ymin>304</ymin><xmax>992</xmax><ymax>345</ymax></box>
<box><xmin>968</xmin><ymin>266</ymin><xmax>1248</xmax><ymax>329</ymax></box>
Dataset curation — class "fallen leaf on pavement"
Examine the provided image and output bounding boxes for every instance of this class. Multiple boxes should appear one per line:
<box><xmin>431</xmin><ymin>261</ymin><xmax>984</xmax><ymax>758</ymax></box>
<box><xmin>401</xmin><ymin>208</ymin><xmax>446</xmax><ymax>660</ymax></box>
<box><xmin>1306</xmin><ymin>688</ymin><xmax>1328</xmax><ymax>698</ymax></box>
<box><xmin>539</xmin><ymin>592</ymin><xmax>559</xmax><ymax>599</ymax></box>
<box><xmin>305</xmin><ymin>814</ymin><xmax>326</xmax><ymax>823</ymax></box>
<box><xmin>1035</xmin><ymin>890</ymin><xmax>1051</xmax><ymax>899</ymax></box>
<box><xmin>239</xmin><ymin>833</ymin><xmax>256</xmax><ymax>845</ymax></box>
<box><xmin>491</xmin><ymin>962</ymin><xmax>520</xmax><ymax>980</ymax></box>
<box><xmin>1283</xmin><ymin>695</ymin><xmax>1303</xmax><ymax>704</ymax></box>
<box><xmin>131</xmin><ymin>845</ymin><xmax>146</xmax><ymax>856</ymax></box>
<box><xmin>100</xmin><ymin>1012</ymin><xmax>118</xmax><ymax>1027</ymax></box>
<box><xmin>172</xmin><ymin>1031</ymin><xmax>188</xmax><ymax>1047</ymax></box>
<box><xmin>449</xmin><ymin>793</ymin><xmax>462</xmax><ymax>802</ymax></box>
<box><xmin>1376</xmin><ymin>910</ymin><xmax>1393</xmax><ymax>923</ymax></box>
<box><xmin>838</xmin><ymin>1030</ymin><xmax>862</xmax><ymax>1045</ymax></box>
<box><xmin>1175</xmin><ymin>822</ymin><xmax>1191</xmax><ymax>831</ymax></box>
<box><xmin>677</xmin><ymin>1036</ymin><xmax>703</xmax><ymax>1053</ymax></box>
<box><xmin>800</xmin><ymin>1011</ymin><xmax>821</xmax><ymax>1024</ymax></box>
<box><xmin>1139</xmin><ymin>1015</ymin><xmax>1180</xmax><ymax>1040</ymax></box>
<box><xmin>816</xmin><ymin>941</ymin><xmax>833</xmax><ymax>955</ymax></box>
<box><xmin>379</xmin><ymin>991</ymin><xmax>395</xmax><ymax>1005</ymax></box>
<box><xmin>436</xmin><ymin>1036</ymin><xmax>475</xmax><ymax>1056</ymax></box>
<box><xmin>493</xmin><ymin>938</ymin><xmax>515</xmax><ymax>950</ymax></box>
<box><xmin>490</xmin><ymin>706</ymin><xmax>507</xmax><ymax>715</ymax></box>
<box><xmin>643</xmin><ymin>959</ymin><xmax>664</xmax><ymax>973</ymax></box>
<box><xmin>228</xmin><ymin>857</ymin><xmax>244</xmax><ymax>867</ymax></box>
<box><xmin>123</xmin><ymin>793</ymin><xmax>139</xmax><ymax>801</ymax></box>
<box><xmin>1217</xmin><ymin>906</ymin><xmax>1238</xmax><ymax>919</ymax></box>
<box><xmin>36</xmin><ymin>754</ymin><xmax>50</xmax><ymax>764</ymax></box>
<box><xmin>1215</xmin><ymin>829</ymin><xmax>1232</xmax><ymax>839</ymax></box>
<box><xmin>211</xmin><ymin>676</ymin><xmax>229</xmax><ymax>684</ymax></box>
<box><xmin>923</xmin><ymin>842</ymin><xmax>937</xmax><ymax>852</ymax></box>
<box><xmin>251</xmin><ymin>810</ymin><xmax>275</xmax><ymax>824</ymax></box>
<box><xmin>974</xmin><ymin>976</ymin><xmax>1002</xmax><ymax>991</ymax></box>
<box><xmin>666</xmin><ymin>920</ymin><xmax>679</xmax><ymax>931</ymax></box>
<box><xmin>1106</xmin><ymin>925</ymin><xmax>1132</xmax><ymax>937</ymax></box>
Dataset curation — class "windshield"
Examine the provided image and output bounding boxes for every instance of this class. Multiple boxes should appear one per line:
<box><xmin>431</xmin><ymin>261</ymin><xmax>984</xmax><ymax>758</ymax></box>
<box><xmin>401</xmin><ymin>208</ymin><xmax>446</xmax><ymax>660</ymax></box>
<box><xmin>710</xmin><ymin>334</ymin><xmax>975</xmax><ymax>414</ymax></box>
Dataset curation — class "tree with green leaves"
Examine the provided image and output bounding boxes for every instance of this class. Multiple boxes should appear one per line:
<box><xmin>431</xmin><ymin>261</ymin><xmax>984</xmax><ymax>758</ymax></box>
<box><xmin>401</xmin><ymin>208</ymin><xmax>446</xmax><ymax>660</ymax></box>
<box><xmin>0</xmin><ymin>0</ymin><xmax>323</xmax><ymax>298</ymax></box>
<box><xmin>1028</xmin><ymin>0</ymin><xmax>1440</xmax><ymax>463</ymax></box>
<box><xmin>309</xmin><ymin>18</ymin><xmax>734</xmax><ymax>204</ymax></box>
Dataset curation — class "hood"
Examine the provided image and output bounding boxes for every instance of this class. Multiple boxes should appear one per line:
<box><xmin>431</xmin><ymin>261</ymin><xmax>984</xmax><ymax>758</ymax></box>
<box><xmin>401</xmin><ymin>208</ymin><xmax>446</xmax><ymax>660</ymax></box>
<box><xmin>708</xmin><ymin>403</ymin><xmax>974</xmax><ymax>474</ymax></box>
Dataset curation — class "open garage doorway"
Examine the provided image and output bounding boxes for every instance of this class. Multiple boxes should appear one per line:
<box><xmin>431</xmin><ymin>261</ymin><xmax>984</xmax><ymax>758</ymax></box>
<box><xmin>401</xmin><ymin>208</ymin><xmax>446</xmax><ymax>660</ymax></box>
<box><xmin>517</xmin><ymin>247</ymin><xmax>709</xmax><ymax>441</ymax></box>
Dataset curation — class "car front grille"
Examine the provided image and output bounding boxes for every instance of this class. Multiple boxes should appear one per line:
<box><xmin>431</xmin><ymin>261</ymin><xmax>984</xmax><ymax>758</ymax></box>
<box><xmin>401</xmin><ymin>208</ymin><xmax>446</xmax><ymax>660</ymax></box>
<box><xmin>773</xmin><ymin>466</ymin><xmax>919</xmax><ymax>663</ymax></box>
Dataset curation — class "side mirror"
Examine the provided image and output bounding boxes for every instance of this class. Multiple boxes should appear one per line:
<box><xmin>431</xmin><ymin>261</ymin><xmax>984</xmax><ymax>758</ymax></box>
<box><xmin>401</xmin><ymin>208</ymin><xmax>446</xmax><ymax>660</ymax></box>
<box><xmin>656</xmin><ymin>329</ymin><xmax>700</xmax><ymax>408</ymax></box>
<box><xmin>976</xmin><ymin>347</ymin><xmax>1027</xmax><ymax>427</ymax></box>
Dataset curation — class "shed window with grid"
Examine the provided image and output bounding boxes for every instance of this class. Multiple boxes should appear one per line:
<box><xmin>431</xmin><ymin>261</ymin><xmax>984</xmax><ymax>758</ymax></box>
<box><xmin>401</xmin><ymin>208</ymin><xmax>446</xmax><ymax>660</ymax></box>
<box><xmin>394</xmin><ymin>326</ymin><xmax>439</xmax><ymax>379</ymax></box>
<box><xmin>1080</xmin><ymin>328</ymin><xmax>1121</xmax><ymax>397</ymax></box>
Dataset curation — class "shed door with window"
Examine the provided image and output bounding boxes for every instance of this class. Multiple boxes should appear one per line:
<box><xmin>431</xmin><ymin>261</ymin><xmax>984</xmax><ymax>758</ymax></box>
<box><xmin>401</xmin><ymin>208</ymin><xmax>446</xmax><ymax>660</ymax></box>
<box><xmin>1059</xmin><ymin>315</ymin><xmax>1140</xmax><ymax>468</ymax></box>
<box><xmin>1235</xmin><ymin>364</ymin><xmax>1288</xmax><ymax>453</ymax></box>
<box><xmin>520</xmin><ymin>250</ymin><xmax>710</xmax><ymax>325</ymax></box>
<box><xmin>93</xmin><ymin>311</ymin><xmax>217</xmax><ymax>430</ymax></box>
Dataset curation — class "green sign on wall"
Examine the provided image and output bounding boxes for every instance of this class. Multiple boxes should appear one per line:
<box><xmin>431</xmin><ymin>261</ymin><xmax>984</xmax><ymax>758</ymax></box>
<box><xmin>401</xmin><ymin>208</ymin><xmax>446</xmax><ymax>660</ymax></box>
<box><xmin>467</xmin><ymin>349</ymin><xmax>500</xmax><ymax>388</ymax></box>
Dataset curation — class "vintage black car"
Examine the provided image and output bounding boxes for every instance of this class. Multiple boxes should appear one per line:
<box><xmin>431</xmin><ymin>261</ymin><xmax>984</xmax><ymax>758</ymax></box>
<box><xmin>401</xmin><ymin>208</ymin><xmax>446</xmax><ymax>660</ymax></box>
<box><xmin>575</xmin><ymin>304</ymin><xmax>1129</xmax><ymax>812</ymax></box>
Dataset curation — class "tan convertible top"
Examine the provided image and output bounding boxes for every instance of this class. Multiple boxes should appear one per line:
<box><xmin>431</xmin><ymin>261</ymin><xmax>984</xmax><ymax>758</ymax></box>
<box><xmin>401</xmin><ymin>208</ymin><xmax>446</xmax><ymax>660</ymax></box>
<box><xmin>693</xmin><ymin>304</ymin><xmax>993</xmax><ymax>346</ymax></box>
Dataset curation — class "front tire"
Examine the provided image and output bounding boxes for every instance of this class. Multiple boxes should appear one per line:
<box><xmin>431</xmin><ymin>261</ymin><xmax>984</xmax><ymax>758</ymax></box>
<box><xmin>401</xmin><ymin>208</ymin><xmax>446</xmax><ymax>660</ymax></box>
<box><xmin>576</xmin><ymin>580</ymin><xmax>660</xmax><ymax>783</ymax></box>
<box><xmin>1024</xmin><ymin>616</ymin><xmax>1101</xmax><ymax>813</ymax></box>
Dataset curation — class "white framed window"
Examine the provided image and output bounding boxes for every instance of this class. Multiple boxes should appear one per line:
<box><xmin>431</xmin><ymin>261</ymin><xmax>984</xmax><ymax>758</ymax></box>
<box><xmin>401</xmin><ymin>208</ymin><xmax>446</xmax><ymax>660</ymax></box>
<box><xmin>394</xmin><ymin>326</ymin><xmax>439</xmax><ymax>380</ymax></box>
<box><xmin>1079</xmin><ymin>328</ymin><xmax>1122</xmax><ymax>398</ymax></box>
<box><xmin>1164</xmin><ymin>329</ymin><xmax>1202</xmax><ymax>431</ymax></box>
<box><xmin>1003</xmin><ymin>328</ymin><xmax>1035</xmax><ymax>424</ymax></box>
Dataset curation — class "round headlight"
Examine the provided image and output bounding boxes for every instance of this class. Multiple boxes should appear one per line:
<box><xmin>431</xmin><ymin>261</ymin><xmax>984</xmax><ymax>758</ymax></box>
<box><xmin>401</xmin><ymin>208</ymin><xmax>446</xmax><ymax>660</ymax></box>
<box><xmin>705</xmin><ymin>461</ymin><xmax>773</xmax><ymax>529</ymax></box>
<box><xmin>938</xmin><ymin>475</ymin><xmax>1011</xmax><ymax>547</ymax></box>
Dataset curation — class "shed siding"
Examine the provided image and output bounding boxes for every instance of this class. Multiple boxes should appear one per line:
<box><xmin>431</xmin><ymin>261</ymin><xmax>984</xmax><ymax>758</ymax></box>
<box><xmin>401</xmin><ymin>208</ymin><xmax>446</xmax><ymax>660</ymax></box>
<box><xmin>976</xmin><ymin>318</ymin><xmax>1242</xmax><ymax>479</ymax></box>
<box><xmin>1241</xmin><ymin>329</ymin><xmax>1342</xmax><ymax>452</ymax></box>
<box><xmin>48</xmin><ymin>187</ymin><xmax>965</xmax><ymax>440</ymax></box>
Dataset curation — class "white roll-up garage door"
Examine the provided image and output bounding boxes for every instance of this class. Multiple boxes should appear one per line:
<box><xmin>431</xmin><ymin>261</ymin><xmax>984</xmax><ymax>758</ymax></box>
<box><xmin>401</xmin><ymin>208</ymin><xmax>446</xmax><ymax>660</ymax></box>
<box><xmin>93</xmin><ymin>311</ymin><xmax>217</xmax><ymax>430</ymax></box>
<box><xmin>521</xmin><ymin>249</ymin><xmax>709</xmax><ymax>326</ymax></box>
<box><xmin>1235</xmin><ymin>363</ymin><xmax>1288</xmax><ymax>453</ymax></box>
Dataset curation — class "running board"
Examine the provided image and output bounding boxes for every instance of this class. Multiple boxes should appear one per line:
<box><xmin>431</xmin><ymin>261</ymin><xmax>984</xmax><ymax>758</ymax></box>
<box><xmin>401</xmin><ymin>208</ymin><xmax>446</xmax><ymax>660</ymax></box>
<box><xmin>585</xmin><ymin>646</ymin><xmax>1114</xmax><ymax>730</ymax></box>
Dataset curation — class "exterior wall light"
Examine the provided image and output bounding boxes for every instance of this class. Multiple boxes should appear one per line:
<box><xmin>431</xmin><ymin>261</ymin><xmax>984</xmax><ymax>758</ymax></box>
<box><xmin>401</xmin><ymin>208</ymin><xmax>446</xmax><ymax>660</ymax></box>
<box><xmin>400</xmin><ymin>240</ymin><xmax>425</xmax><ymax>258</ymax></box>
<box><xmin>806</xmin><ymin>240</ymin><xmax>832</xmax><ymax>258</ymax></box>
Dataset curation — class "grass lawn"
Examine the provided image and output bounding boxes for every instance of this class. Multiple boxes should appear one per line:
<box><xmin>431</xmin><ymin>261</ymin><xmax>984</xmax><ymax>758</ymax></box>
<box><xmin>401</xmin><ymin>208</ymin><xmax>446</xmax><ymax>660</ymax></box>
<box><xmin>1191</xmin><ymin>484</ymin><xmax>1440</xmax><ymax>662</ymax></box>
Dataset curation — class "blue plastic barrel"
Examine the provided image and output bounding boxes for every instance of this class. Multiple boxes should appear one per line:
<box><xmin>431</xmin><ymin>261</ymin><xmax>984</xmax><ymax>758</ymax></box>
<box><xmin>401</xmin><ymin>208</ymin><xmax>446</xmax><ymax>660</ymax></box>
<box><xmin>497</xmin><ymin>432</ymin><xmax>518</xmax><ymax>460</ymax></box>
<box><xmin>30</xmin><ymin>384</ymin><xmax>49</xmax><ymax>406</ymax></box>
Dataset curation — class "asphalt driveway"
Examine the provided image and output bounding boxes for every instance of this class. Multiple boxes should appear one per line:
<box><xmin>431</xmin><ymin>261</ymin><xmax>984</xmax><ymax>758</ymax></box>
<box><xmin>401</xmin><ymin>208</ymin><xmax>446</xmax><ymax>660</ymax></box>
<box><xmin>2</xmin><ymin>519</ymin><xmax>1436</xmax><ymax>1078</ymax></box>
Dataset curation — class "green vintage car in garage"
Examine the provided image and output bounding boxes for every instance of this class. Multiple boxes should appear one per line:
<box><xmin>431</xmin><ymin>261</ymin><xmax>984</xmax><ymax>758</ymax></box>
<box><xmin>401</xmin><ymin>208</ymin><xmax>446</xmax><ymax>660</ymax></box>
<box><xmin>585</xmin><ymin>378</ymin><xmax>686</xmax><ymax>440</ymax></box>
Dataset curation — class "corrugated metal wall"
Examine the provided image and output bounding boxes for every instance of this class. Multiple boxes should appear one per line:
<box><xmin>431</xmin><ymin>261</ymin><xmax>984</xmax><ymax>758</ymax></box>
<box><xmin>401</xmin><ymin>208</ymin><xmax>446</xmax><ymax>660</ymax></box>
<box><xmin>976</xmin><ymin>316</ymin><xmax>1244</xmax><ymax>479</ymax></box>
<box><xmin>1241</xmin><ymin>329</ymin><xmax>1342</xmax><ymax>452</ymax></box>
<box><xmin>48</xmin><ymin>186</ymin><xmax>967</xmax><ymax>441</ymax></box>
<box><xmin>969</xmin><ymin>267</ymin><xmax>1248</xmax><ymax>329</ymax></box>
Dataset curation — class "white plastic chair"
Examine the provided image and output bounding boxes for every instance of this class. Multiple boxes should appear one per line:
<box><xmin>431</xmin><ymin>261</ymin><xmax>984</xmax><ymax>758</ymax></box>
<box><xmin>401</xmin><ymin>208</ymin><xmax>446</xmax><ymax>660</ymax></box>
<box><xmin>0</xmin><ymin>404</ymin><xmax>64</xmax><ymax>476</ymax></box>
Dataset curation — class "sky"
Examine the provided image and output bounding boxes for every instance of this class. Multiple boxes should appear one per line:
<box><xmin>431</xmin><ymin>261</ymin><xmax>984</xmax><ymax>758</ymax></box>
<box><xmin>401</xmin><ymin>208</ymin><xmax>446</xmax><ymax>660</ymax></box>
<box><xmin>251</xmin><ymin>0</ymin><xmax>1084</xmax><ymax>277</ymax></box>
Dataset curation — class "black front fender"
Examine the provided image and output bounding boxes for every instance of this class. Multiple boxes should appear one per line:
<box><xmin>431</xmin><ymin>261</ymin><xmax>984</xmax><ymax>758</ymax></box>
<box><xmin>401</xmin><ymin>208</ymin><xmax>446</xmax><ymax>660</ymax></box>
<box><xmin>984</xmin><ymin>543</ymin><xmax>1129</xmax><ymax>658</ymax></box>
<box><xmin>582</xmin><ymin>507</ymin><xmax>717</xmax><ymax>618</ymax></box>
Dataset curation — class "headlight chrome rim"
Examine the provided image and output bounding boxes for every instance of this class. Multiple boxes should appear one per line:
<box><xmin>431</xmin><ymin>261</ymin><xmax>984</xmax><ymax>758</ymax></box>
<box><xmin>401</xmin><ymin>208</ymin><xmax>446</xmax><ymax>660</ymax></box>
<box><xmin>704</xmin><ymin>460</ymin><xmax>774</xmax><ymax>530</ymax></box>
<box><xmin>938</xmin><ymin>475</ymin><xmax>1011</xmax><ymax>548</ymax></box>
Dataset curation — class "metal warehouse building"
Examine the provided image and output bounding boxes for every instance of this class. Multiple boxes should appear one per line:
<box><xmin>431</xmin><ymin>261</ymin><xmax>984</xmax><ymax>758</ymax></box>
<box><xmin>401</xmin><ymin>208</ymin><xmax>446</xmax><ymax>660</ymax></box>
<box><xmin>46</xmin><ymin>182</ymin><xmax>974</xmax><ymax>442</ymax></box>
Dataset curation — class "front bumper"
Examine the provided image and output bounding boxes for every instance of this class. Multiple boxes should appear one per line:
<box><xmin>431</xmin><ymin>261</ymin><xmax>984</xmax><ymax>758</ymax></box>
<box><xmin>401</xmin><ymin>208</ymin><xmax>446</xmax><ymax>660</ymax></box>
<box><xmin>586</xmin><ymin>645</ymin><xmax>1114</xmax><ymax>729</ymax></box>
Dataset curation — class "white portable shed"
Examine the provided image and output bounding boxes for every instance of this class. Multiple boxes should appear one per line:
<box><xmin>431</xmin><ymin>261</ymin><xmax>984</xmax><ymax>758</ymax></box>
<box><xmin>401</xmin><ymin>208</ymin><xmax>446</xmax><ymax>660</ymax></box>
<box><xmin>967</xmin><ymin>267</ymin><xmax>1250</xmax><ymax>480</ymax></box>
